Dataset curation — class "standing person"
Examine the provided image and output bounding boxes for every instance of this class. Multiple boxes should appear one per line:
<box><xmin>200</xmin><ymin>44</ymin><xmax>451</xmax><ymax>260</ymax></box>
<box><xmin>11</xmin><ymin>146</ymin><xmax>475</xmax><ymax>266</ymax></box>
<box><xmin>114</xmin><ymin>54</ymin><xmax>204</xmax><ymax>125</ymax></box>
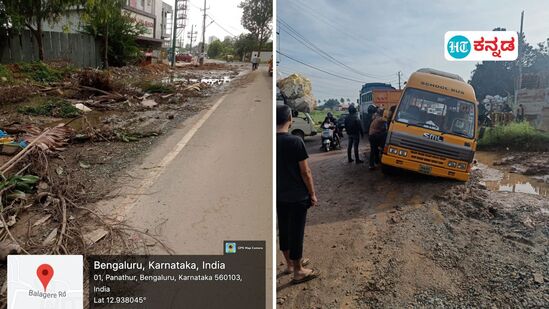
<box><xmin>344</xmin><ymin>106</ymin><xmax>364</xmax><ymax>164</ymax></box>
<box><xmin>276</xmin><ymin>105</ymin><xmax>320</xmax><ymax>284</ymax></box>
<box><xmin>364</xmin><ymin>105</ymin><xmax>378</xmax><ymax>137</ymax></box>
<box><xmin>368</xmin><ymin>109</ymin><xmax>388</xmax><ymax>170</ymax></box>
<box><xmin>387</xmin><ymin>105</ymin><xmax>397</xmax><ymax>131</ymax></box>
<box><xmin>517</xmin><ymin>104</ymin><xmax>525</xmax><ymax>122</ymax></box>
<box><xmin>251</xmin><ymin>55</ymin><xmax>259</xmax><ymax>70</ymax></box>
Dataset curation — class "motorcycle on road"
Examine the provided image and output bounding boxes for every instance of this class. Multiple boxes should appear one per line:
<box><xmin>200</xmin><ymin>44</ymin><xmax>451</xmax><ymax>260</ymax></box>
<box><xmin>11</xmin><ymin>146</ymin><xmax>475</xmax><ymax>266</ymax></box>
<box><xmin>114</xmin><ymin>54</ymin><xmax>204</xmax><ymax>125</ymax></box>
<box><xmin>321</xmin><ymin>122</ymin><xmax>340</xmax><ymax>152</ymax></box>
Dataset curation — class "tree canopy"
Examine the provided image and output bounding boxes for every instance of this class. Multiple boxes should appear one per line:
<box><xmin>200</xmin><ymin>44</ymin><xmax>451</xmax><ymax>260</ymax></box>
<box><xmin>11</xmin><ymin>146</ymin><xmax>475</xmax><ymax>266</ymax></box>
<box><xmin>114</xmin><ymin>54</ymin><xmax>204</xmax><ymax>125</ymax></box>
<box><xmin>82</xmin><ymin>0</ymin><xmax>145</xmax><ymax>67</ymax></box>
<box><xmin>207</xmin><ymin>39</ymin><xmax>224</xmax><ymax>59</ymax></box>
<box><xmin>469</xmin><ymin>29</ymin><xmax>549</xmax><ymax>101</ymax></box>
<box><xmin>239</xmin><ymin>0</ymin><xmax>272</xmax><ymax>53</ymax></box>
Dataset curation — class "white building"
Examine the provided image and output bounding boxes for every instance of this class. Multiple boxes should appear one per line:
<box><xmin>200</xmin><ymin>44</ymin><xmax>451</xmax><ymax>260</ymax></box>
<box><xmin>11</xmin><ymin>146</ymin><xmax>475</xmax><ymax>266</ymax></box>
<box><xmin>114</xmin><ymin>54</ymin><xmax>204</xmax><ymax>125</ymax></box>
<box><xmin>42</xmin><ymin>1</ymin><xmax>172</xmax><ymax>52</ymax></box>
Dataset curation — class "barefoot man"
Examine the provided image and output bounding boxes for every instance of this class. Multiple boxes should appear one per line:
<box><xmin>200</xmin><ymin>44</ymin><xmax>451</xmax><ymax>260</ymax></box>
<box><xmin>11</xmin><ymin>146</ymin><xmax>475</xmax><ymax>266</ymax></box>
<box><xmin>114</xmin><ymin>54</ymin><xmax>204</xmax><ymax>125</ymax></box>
<box><xmin>276</xmin><ymin>104</ymin><xmax>320</xmax><ymax>284</ymax></box>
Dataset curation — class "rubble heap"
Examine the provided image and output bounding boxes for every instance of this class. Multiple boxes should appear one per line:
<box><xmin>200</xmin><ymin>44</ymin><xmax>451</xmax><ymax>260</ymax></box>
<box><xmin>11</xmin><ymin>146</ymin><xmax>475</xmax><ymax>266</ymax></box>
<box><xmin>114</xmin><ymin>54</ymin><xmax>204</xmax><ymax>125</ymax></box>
<box><xmin>277</xmin><ymin>73</ymin><xmax>317</xmax><ymax>112</ymax></box>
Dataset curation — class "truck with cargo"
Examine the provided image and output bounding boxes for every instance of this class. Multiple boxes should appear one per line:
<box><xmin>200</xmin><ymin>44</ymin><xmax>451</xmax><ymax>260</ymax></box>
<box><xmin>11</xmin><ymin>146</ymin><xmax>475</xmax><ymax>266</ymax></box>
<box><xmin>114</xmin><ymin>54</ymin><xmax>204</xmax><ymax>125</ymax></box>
<box><xmin>358</xmin><ymin>83</ymin><xmax>402</xmax><ymax>131</ymax></box>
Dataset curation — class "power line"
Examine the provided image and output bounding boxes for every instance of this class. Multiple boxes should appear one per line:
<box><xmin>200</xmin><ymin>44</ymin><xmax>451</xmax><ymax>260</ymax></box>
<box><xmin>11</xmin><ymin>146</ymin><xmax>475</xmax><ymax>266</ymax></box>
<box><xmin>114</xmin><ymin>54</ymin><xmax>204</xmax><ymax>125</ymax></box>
<box><xmin>207</xmin><ymin>15</ymin><xmax>236</xmax><ymax>37</ymax></box>
<box><xmin>278</xmin><ymin>18</ymin><xmax>394</xmax><ymax>80</ymax></box>
<box><xmin>287</xmin><ymin>0</ymin><xmax>415</xmax><ymax>68</ymax></box>
<box><xmin>277</xmin><ymin>50</ymin><xmax>365</xmax><ymax>83</ymax></box>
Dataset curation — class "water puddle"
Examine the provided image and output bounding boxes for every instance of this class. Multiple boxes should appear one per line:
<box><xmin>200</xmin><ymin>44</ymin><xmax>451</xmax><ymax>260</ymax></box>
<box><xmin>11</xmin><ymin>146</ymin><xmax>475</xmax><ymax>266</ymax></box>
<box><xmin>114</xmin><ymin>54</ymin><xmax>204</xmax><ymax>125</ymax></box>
<box><xmin>161</xmin><ymin>75</ymin><xmax>231</xmax><ymax>86</ymax></box>
<box><xmin>46</xmin><ymin>110</ymin><xmax>117</xmax><ymax>131</ymax></box>
<box><xmin>475</xmin><ymin>151</ymin><xmax>549</xmax><ymax>197</ymax></box>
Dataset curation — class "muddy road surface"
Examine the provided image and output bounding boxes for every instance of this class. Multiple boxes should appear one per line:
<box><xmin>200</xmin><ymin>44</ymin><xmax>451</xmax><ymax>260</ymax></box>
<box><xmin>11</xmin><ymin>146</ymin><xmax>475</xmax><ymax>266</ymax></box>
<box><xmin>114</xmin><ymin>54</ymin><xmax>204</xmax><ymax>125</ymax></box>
<box><xmin>277</xmin><ymin>135</ymin><xmax>548</xmax><ymax>308</ymax></box>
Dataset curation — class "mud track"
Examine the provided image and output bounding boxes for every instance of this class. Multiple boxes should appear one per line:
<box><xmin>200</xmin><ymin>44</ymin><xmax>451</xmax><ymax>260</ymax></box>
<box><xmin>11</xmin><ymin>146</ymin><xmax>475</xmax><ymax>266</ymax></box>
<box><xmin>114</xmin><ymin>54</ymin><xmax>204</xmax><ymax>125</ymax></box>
<box><xmin>277</xmin><ymin>135</ymin><xmax>548</xmax><ymax>308</ymax></box>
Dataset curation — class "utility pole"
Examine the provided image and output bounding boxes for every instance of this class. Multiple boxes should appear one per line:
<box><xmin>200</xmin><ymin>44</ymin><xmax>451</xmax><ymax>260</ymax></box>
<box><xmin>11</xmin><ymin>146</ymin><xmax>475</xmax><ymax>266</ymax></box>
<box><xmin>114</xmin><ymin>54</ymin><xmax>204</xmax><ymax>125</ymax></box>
<box><xmin>398</xmin><ymin>71</ymin><xmax>402</xmax><ymax>90</ymax></box>
<box><xmin>187</xmin><ymin>25</ymin><xmax>197</xmax><ymax>54</ymax></box>
<box><xmin>514</xmin><ymin>10</ymin><xmax>524</xmax><ymax>106</ymax></box>
<box><xmin>171</xmin><ymin>0</ymin><xmax>189</xmax><ymax>67</ymax></box>
<box><xmin>200</xmin><ymin>0</ymin><xmax>208</xmax><ymax>65</ymax></box>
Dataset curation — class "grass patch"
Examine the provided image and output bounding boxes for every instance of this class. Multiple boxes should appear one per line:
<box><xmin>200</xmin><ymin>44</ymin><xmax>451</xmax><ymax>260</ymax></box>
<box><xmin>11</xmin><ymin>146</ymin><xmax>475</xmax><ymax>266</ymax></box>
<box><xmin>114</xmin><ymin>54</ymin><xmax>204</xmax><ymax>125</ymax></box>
<box><xmin>142</xmin><ymin>82</ymin><xmax>174</xmax><ymax>94</ymax></box>
<box><xmin>478</xmin><ymin>122</ymin><xmax>549</xmax><ymax>151</ymax></box>
<box><xmin>17</xmin><ymin>62</ymin><xmax>64</xmax><ymax>82</ymax></box>
<box><xmin>0</xmin><ymin>64</ymin><xmax>13</xmax><ymax>83</ymax></box>
<box><xmin>18</xmin><ymin>98</ymin><xmax>81</xmax><ymax>118</ymax></box>
<box><xmin>310</xmin><ymin>110</ymin><xmax>344</xmax><ymax>129</ymax></box>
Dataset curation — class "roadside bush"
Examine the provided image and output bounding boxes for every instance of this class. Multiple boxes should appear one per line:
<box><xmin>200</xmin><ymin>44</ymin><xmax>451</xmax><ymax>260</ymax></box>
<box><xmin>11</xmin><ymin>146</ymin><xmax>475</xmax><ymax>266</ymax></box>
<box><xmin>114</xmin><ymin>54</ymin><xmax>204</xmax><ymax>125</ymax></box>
<box><xmin>478</xmin><ymin>122</ymin><xmax>549</xmax><ymax>151</ymax></box>
<box><xmin>0</xmin><ymin>64</ymin><xmax>13</xmax><ymax>82</ymax></box>
<box><xmin>18</xmin><ymin>98</ymin><xmax>81</xmax><ymax>118</ymax></box>
<box><xmin>17</xmin><ymin>62</ymin><xmax>64</xmax><ymax>82</ymax></box>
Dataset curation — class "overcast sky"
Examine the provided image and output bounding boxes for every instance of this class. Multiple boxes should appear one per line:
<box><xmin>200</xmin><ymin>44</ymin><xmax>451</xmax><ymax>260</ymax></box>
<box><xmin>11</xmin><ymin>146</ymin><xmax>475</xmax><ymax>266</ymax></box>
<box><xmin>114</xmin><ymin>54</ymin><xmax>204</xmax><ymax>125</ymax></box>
<box><xmin>164</xmin><ymin>0</ymin><xmax>246</xmax><ymax>43</ymax></box>
<box><xmin>276</xmin><ymin>0</ymin><xmax>549</xmax><ymax>102</ymax></box>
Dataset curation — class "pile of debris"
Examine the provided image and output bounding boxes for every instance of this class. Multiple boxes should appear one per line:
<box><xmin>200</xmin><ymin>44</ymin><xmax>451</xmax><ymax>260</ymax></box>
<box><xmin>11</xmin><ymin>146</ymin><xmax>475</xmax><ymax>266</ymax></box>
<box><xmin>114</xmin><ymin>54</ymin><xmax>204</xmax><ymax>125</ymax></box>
<box><xmin>277</xmin><ymin>73</ymin><xmax>317</xmax><ymax>112</ymax></box>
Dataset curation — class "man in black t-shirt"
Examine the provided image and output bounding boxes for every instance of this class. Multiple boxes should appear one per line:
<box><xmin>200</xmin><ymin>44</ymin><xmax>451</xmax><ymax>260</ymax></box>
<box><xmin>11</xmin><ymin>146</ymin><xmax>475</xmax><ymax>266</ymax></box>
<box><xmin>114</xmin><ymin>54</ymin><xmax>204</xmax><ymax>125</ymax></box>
<box><xmin>276</xmin><ymin>104</ymin><xmax>319</xmax><ymax>284</ymax></box>
<box><xmin>345</xmin><ymin>106</ymin><xmax>364</xmax><ymax>164</ymax></box>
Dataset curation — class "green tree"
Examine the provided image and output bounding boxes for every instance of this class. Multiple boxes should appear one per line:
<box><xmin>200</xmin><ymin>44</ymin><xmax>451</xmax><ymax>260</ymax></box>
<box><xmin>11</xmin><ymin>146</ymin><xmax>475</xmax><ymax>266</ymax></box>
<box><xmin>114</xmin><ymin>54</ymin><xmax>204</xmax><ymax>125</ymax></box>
<box><xmin>3</xmin><ymin>0</ymin><xmax>81</xmax><ymax>60</ymax></box>
<box><xmin>324</xmin><ymin>99</ymin><xmax>339</xmax><ymax>110</ymax></box>
<box><xmin>221</xmin><ymin>36</ymin><xmax>235</xmax><ymax>56</ymax></box>
<box><xmin>234</xmin><ymin>33</ymin><xmax>256</xmax><ymax>60</ymax></box>
<box><xmin>82</xmin><ymin>0</ymin><xmax>145</xmax><ymax>67</ymax></box>
<box><xmin>207</xmin><ymin>39</ymin><xmax>224</xmax><ymax>59</ymax></box>
<box><xmin>239</xmin><ymin>0</ymin><xmax>272</xmax><ymax>56</ymax></box>
<box><xmin>469</xmin><ymin>30</ymin><xmax>541</xmax><ymax>101</ymax></box>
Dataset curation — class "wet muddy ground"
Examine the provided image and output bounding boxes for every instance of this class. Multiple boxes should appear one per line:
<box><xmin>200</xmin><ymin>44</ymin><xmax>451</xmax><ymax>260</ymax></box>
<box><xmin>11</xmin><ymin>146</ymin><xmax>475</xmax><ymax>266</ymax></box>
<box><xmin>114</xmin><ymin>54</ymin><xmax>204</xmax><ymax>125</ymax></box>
<box><xmin>276</xmin><ymin>135</ymin><xmax>548</xmax><ymax>308</ymax></box>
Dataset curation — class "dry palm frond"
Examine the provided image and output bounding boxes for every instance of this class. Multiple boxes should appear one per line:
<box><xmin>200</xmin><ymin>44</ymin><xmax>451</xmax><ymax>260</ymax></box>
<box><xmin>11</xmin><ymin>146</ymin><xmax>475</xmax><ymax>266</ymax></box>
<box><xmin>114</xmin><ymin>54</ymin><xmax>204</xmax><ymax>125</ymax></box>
<box><xmin>0</xmin><ymin>125</ymin><xmax>74</xmax><ymax>175</ymax></box>
<box><xmin>22</xmin><ymin>125</ymin><xmax>73</xmax><ymax>153</ymax></box>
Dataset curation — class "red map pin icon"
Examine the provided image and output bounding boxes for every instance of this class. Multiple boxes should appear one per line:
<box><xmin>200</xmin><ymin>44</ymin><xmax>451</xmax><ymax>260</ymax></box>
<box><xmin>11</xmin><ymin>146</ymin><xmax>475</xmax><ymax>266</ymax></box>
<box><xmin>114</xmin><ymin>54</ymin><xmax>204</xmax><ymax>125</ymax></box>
<box><xmin>37</xmin><ymin>264</ymin><xmax>54</xmax><ymax>292</ymax></box>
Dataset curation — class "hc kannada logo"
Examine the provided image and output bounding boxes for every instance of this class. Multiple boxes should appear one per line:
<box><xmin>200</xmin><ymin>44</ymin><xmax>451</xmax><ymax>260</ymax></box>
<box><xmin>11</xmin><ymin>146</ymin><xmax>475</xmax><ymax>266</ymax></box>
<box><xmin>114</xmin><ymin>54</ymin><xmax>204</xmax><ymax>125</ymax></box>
<box><xmin>447</xmin><ymin>35</ymin><xmax>471</xmax><ymax>59</ymax></box>
<box><xmin>225</xmin><ymin>242</ymin><xmax>236</xmax><ymax>254</ymax></box>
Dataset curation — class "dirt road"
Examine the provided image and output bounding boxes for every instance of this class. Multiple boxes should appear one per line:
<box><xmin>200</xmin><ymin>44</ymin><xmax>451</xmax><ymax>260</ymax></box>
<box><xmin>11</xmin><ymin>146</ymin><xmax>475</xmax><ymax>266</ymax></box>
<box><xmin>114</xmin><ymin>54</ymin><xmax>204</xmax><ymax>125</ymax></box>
<box><xmin>277</xmin><ymin>135</ymin><xmax>548</xmax><ymax>308</ymax></box>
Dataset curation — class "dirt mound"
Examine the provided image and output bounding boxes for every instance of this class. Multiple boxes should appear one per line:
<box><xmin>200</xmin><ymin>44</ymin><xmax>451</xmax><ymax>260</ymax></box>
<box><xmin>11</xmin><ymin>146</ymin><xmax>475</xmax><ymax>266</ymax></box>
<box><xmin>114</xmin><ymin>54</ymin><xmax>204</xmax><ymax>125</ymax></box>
<box><xmin>493</xmin><ymin>152</ymin><xmax>549</xmax><ymax>176</ymax></box>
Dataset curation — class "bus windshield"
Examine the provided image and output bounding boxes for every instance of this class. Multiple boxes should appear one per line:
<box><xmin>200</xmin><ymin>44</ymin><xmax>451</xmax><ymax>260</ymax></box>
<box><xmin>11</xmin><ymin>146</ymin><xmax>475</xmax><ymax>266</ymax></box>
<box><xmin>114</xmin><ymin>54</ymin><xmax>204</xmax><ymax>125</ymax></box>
<box><xmin>395</xmin><ymin>88</ymin><xmax>476</xmax><ymax>139</ymax></box>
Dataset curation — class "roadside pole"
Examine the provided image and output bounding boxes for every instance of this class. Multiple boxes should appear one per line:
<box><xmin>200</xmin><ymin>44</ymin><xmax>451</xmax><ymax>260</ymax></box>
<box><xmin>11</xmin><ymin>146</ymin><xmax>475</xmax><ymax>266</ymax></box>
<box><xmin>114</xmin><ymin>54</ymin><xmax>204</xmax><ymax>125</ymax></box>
<box><xmin>200</xmin><ymin>0</ymin><xmax>207</xmax><ymax>65</ymax></box>
<box><xmin>188</xmin><ymin>25</ymin><xmax>196</xmax><ymax>54</ymax></box>
<box><xmin>398</xmin><ymin>71</ymin><xmax>402</xmax><ymax>90</ymax></box>
<box><xmin>171</xmin><ymin>2</ymin><xmax>179</xmax><ymax>67</ymax></box>
<box><xmin>514</xmin><ymin>10</ymin><xmax>524</xmax><ymax>106</ymax></box>
<box><xmin>171</xmin><ymin>0</ymin><xmax>189</xmax><ymax>67</ymax></box>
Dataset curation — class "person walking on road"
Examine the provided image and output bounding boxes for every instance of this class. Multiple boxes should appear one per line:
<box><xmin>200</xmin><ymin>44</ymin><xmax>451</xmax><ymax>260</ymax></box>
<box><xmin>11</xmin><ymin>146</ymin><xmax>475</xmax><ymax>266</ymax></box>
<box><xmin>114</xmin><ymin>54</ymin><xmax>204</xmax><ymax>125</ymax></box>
<box><xmin>251</xmin><ymin>55</ymin><xmax>259</xmax><ymax>70</ymax></box>
<box><xmin>276</xmin><ymin>105</ymin><xmax>320</xmax><ymax>284</ymax></box>
<box><xmin>344</xmin><ymin>106</ymin><xmax>364</xmax><ymax>164</ymax></box>
<box><xmin>368</xmin><ymin>109</ymin><xmax>388</xmax><ymax>170</ymax></box>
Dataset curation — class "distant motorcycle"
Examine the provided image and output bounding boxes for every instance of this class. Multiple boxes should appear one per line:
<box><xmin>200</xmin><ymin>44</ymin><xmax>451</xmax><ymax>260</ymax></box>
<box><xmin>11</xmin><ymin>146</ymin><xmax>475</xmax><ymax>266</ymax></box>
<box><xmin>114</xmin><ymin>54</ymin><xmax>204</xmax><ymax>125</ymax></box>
<box><xmin>321</xmin><ymin>122</ymin><xmax>340</xmax><ymax>152</ymax></box>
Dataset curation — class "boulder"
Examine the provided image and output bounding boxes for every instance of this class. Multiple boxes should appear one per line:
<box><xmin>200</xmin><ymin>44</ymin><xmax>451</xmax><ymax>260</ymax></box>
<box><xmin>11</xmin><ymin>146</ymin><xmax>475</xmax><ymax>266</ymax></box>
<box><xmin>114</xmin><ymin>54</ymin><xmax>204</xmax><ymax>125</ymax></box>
<box><xmin>286</xmin><ymin>95</ymin><xmax>317</xmax><ymax>113</ymax></box>
<box><xmin>277</xmin><ymin>74</ymin><xmax>316</xmax><ymax>112</ymax></box>
<box><xmin>278</xmin><ymin>74</ymin><xmax>312</xmax><ymax>100</ymax></box>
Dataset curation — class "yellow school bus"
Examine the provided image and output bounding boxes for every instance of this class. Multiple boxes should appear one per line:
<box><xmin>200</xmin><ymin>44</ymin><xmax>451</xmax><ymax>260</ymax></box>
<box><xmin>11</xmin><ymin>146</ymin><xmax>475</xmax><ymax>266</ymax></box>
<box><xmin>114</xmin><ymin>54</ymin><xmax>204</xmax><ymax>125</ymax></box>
<box><xmin>381</xmin><ymin>68</ymin><xmax>478</xmax><ymax>181</ymax></box>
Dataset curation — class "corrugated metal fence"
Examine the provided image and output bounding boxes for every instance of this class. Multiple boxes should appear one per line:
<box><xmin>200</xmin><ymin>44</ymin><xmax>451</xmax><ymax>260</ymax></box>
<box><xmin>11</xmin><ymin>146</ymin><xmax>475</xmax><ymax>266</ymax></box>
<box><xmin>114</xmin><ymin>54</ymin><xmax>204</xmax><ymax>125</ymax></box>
<box><xmin>0</xmin><ymin>30</ymin><xmax>102</xmax><ymax>67</ymax></box>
